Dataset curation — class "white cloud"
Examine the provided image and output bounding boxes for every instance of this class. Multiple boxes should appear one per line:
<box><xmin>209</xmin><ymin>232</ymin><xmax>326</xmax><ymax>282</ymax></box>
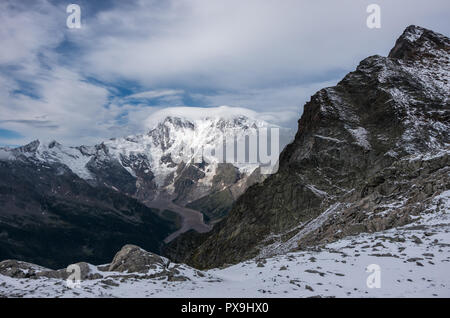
<box><xmin>125</xmin><ymin>89</ymin><xmax>184</xmax><ymax>100</ymax></box>
<box><xmin>0</xmin><ymin>66</ymin><xmax>111</xmax><ymax>145</ymax></box>
<box><xmin>78</xmin><ymin>0</ymin><xmax>450</xmax><ymax>90</ymax></box>
<box><xmin>142</xmin><ymin>105</ymin><xmax>289</xmax><ymax>129</ymax></box>
<box><xmin>0</xmin><ymin>1</ymin><xmax>63</xmax><ymax>65</ymax></box>
<box><xmin>0</xmin><ymin>0</ymin><xmax>449</xmax><ymax>146</ymax></box>
<box><xmin>190</xmin><ymin>80</ymin><xmax>340</xmax><ymax>127</ymax></box>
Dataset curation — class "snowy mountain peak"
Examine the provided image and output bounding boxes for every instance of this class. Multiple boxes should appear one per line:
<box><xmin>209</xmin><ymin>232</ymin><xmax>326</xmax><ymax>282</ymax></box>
<box><xmin>1</xmin><ymin>109</ymin><xmax>292</xmax><ymax>205</ymax></box>
<box><xmin>154</xmin><ymin>116</ymin><xmax>196</xmax><ymax>131</ymax></box>
<box><xmin>389</xmin><ymin>25</ymin><xmax>449</xmax><ymax>60</ymax></box>
<box><xmin>150</xmin><ymin>113</ymin><xmax>269</xmax><ymax>131</ymax></box>
<box><xmin>16</xmin><ymin>139</ymin><xmax>41</xmax><ymax>153</ymax></box>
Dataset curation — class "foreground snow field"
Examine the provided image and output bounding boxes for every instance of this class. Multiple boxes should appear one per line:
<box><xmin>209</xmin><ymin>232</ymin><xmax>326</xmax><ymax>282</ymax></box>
<box><xmin>1</xmin><ymin>191</ymin><xmax>448</xmax><ymax>298</ymax></box>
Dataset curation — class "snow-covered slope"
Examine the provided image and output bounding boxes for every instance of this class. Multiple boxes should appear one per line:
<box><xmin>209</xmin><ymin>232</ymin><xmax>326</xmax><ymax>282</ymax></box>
<box><xmin>0</xmin><ymin>190</ymin><xmax>448</xmax><ymax>298</ymax></box>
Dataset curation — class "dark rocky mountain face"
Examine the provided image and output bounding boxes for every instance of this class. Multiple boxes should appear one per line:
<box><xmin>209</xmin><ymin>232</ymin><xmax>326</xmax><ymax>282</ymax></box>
<box><xmin>165</xmin><ymin>25</ymin><xmax>449</xmax><ymax>269</ymax></box>
<box><xmin>186</xmin><ymin>165</ymin><xmax>266</xmax><ymax>224</ymax></box>
<box><xmin>0</xmin><ymin>158</ymin><xmax>176</xmax><ymax>269</ymax></box>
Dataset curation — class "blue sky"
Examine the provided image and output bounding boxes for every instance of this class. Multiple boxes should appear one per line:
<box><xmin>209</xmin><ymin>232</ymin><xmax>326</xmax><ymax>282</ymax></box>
<box><xmin>0</xmin><ymin>0</ymin><xmax>449</xmax><ymax>146</ymax></box>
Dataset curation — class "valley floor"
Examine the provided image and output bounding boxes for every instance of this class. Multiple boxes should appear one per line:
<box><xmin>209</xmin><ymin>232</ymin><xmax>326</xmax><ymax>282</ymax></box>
<box><xmin>1</xmin><ymin>193</ymin><xmax>449</xmax><ymax>298</ymax></box>
<box><xmin>146</xmin><ymin>199</ymin><xmax>212</xmax><ymax>243</ymax></box>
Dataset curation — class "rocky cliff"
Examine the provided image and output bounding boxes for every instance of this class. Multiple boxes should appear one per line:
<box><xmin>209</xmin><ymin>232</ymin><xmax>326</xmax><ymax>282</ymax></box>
<box><xmin>166</xmin><ymin>25</ymin><xmax>449</xmax><ymax>269</ymax></box>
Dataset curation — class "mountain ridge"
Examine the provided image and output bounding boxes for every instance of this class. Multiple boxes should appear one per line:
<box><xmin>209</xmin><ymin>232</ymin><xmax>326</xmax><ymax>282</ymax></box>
<box><xmin>1</xmin><ymin>113</ymin><xmax>293</xmax><ymax>213</ymax></box>
<box><xmin>165</xmin><ymin>25</ymin><xmax>450</xmax><ymax>268</ymax></box>
<box><xmin>0</xmin><ymin>111</ymin><xmax>293</xmax><ymax>266</ymax></box>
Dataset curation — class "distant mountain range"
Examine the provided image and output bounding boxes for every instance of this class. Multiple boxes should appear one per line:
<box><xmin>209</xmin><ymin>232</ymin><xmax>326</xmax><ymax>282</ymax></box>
<box><xmin>0</xmin><ymin>112</ymin><xmax>293</xmax><ymax>267</ymax></box>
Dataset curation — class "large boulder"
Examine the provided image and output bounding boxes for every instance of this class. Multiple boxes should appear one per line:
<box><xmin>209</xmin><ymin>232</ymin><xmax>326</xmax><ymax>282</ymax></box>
<box><xmin>108</xmin><ymin>245</ymin><xmax>168</xmax><ymax>273</ymax></box>
<box><xmin>0</xmin><ymin>260</ymin><xmax>49</xmax><ymax>278</ymax></box>
<box><xmin>37</xmin><ymin>262</ymin><xmax>103</xmax><ymax>280</ymax></box>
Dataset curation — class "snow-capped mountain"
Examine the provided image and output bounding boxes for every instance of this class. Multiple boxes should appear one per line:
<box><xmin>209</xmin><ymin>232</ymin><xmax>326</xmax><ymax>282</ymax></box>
<box><xmin>0</xmin><ymin>110</ymin><xmax>292</xmax><ymax>268</ymax></box>
<box><xmin>0</xmin><ymin>111</ymin><xmax>293</xmax><ymax>217</ymax></box>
